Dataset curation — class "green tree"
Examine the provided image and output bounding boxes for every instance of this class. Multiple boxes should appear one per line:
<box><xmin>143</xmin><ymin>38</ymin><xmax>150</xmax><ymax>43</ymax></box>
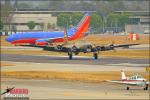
<box><xmin>57</xmin><ymin>13</ymin><xmax>70</xmax><ymax>28</ymax></box>
<box><xmin>71</xmin><ymin>13</ymin><xmax>83</xmax><ymax>26</ymax></box>
<box><xmin>107</xmin><ymin>13</ymin><xmax>120</xmax><ymax>27</ymax></box>
<box><xmin>27</xmin><ymin>21</ymin><xmax>36</xmax><ymax>30</ymax></box>
<box><xmin>57</xmin><ymin>13</ymin><xmax>84</xmax><ymax>28</ymax></box>
<box><xmin>90</xmin><ymin>13</ymin><xmax>103</xmax><ymax>30</ymax></box>
<box><xmin>119</xmin><ymin>13</ymin><xmax>130</xmax><ymax>27</ymax></box>
<box><xmin>106</xmin><ymin>13</ymin><xmax>130</xmax><ymax>32</ymax></box>
<box><xmin>0</xmin><ymin>20</ymin><xmax>4</xmax><ymax>31</ymax></box>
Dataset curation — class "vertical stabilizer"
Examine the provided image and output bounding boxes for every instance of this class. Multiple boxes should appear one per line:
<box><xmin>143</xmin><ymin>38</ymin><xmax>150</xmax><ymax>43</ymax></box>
<box><xmin>69</xmin><ymin>13</ymin><xmax>91</xmax><ymax>40</ymax></box>
<box><xmin>121</xmin><ymin>70</ymin><xmax>126</xmax><ymax>80</ymax></box>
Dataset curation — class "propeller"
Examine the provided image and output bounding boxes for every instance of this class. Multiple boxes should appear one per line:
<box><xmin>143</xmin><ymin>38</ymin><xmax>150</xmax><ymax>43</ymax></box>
<box><xmin>95</xmin><ymin>45</ymin><xmax>101</xmax><ymax>54</ymax></box>
<box><xmin>64</xmin><ymin>28</ymin><xmax>68</xmax><ymax>44</ymax></box>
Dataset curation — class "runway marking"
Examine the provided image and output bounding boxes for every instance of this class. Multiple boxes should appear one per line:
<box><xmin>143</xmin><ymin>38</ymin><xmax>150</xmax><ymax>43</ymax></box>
<box><xmin>107</xmin><ymin>63</ymin><xmax>149</xmax><ymax>67</ymax></box>
<box><xmin>1</xmin><ymin>61</ymin><xmax>146</xmax><ymax>72</ymax></box>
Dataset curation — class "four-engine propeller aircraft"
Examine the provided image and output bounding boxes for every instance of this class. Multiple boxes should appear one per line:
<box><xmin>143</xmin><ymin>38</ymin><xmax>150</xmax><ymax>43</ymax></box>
<box><xmin>6</xmin><ymin>13</ymin><xmax>139</xmax><ymax>60</ymax></box>
<box><xmin>42</xmin><ymin>40</ymin><xmax>138</xmax><ymax>60</ymax></box>
<box><xmin>106</xmin><ymin>71</ymin><xmax>149</xmax><ymax>90</ymax></box>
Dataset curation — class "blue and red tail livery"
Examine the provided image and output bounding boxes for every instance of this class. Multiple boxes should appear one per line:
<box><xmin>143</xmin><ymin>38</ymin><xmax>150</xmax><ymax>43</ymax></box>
<box><xmin>6</xmin><ymin>13</ymin><xmax>91</xmax><ymax>45</ymax></box>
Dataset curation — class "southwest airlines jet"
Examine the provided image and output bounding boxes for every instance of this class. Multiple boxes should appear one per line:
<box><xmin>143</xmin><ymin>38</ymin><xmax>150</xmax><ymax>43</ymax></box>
<box><xmin>6</xmin><ymin>13</ymin><xmax>91</xmax><ymax>45</ymax></box>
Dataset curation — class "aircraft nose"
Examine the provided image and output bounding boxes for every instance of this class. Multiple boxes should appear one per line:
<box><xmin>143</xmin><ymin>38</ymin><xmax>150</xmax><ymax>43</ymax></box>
<box><xmin>5</xmin><ymin>36</ymin><xmax>13</xmax><ymax>42</ymax></box>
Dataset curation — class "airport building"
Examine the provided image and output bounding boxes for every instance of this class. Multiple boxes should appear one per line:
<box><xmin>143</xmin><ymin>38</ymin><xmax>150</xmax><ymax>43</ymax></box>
<box><xmin>2</xmin><ymin>9</ymin><xmax>149</xmax><ymax>34</ymax></box>
<box><xmin>115</xmin><ymin>11</ymin><xmax>149</xmax><ymax>34</ymax></box>
<box><xmin>5</xmin><ymin>10</ymin><xmax>57</xmax><ymax>32</ymax></box>
<box><xmin>3</xmin><ymin>9</ymin><xmax>94</xmax><ymax>32</ymax></box>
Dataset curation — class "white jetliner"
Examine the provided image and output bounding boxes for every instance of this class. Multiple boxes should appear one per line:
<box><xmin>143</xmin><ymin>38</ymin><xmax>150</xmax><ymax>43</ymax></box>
<box><xmin>106</xmin><ymin>70</ymin><xmax>149</xmax><ymax>90</ymax></box>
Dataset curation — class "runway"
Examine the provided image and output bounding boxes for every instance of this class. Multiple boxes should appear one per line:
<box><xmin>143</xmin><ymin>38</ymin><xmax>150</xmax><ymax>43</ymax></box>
<box><xmin>1</xmin><ymin>54</ymin><xmax>149</xmax><ymax>65</ymax></box>
<box><xmin>1</xmin><ymin>78</ymin><xmax>149</xmax><ymax>99</ymax></box>
<box><xmin>1</xmin><ymin>52</ymin><xmax>149</xmax><ymax>99</ymax></box>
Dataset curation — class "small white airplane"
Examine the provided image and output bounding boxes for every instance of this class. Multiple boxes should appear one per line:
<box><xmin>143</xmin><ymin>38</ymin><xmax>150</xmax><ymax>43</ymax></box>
<box><xmin>106</xmin><ymin>70</ymin><xmax>149</xmax><ymax>90</ymax></box>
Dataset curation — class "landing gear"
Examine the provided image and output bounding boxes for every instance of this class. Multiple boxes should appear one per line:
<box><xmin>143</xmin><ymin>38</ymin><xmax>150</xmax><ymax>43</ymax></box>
<box><xmin>93</xmin><ymin>53</ymin><xmax>98</xmax><ymax>60</ymax></box>
<box><xmin>126</xmin><ymin>86</ymin><xmax>130</xmax><ymax>90</ymax></box>
<box><xmin>68</xmin><ymin>49</ymin><xmax>73</xmax><ymax>60</ymax></box>
<box><xmin>68</xmin><ymin>53</ymin><xmax>72</xmax><ymax>60</ymax></box>
<box><xmin>144</xmin><ymin>84</ymin><xmax>148</xmax><ymax>90</ymax></box>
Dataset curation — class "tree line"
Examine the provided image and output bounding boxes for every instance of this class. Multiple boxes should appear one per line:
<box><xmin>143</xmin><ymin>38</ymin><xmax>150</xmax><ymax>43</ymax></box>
<box><xmin>0</xmin><ymin>12</ymin><xmax>130</xmax><ymax>33</ymax></box>
<box><xmin>57</xmin><ymin>12</ymin><xmax>130</xmax><ymax>33</ymax></box>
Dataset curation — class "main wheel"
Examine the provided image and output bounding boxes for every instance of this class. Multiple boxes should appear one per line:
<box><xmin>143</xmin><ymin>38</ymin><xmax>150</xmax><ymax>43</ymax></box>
<box><xmin>69</xmin><ymin>53</ymin><xmax>72</xmax><ymax>60</ymax></box>
<box><xmin>126</xmin><ymin>86</ymin><xmax>129</xmax><ymax>90</ymax></box>
<box><xmin>93</xmin><ymin>53</ymin><xmax>98</xmax><ymax>59</ymax></box>
<box><xmin>68</xmin><ymin>49</ymin><xmax>73</xmax><ymax>60</ymax></box>
<box><xmin>144</xmin><ymin>86</ymin><xmax>148</xmax><ymax>90</ymax></box>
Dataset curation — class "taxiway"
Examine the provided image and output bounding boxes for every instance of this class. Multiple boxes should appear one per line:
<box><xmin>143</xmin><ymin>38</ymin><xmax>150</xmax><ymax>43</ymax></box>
<box><xmin>1</xmin><ymin>78</ymin><xmax>149</xmax><ymax>99</ymax></box>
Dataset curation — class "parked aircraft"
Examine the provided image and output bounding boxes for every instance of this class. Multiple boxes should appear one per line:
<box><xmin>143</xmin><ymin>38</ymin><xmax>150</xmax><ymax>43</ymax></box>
<box><xmin>6</xmin><ymin>13</ymin><xmax>91</xmax><ymax>45</ymax></box>
<box><xmin>106</xmin><ymin>70</ymin><xmax>149</xmax><ymax>90</ymax></box>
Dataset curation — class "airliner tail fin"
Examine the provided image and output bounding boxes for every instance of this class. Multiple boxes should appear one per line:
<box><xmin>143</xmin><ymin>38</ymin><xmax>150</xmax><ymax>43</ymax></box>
<box><xmin>121</xmin><ymin>70</ymin><xmax>126</xmax><ymax>80</ymax></box>
<box><xmin>70</xmin><ymin>13</ymin><xmax>91</xmax><ymax>40</ymax></box>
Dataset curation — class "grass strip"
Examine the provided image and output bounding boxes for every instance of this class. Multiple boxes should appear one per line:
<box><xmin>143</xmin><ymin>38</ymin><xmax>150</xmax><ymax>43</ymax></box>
<box><xmin>1</xmin><ymin>71</ymin><xmax>149</xmax><ymax>83</ymax></box>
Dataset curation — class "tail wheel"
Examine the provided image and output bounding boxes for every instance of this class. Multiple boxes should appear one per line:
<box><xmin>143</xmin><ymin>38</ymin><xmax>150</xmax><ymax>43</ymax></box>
<box><xmin>126</xmin><ymin>86</ymin><xmax>129</xmax><ymax>90</ymax></box>
<box><xmin>93</xmin><ymin>53</ymin><xmax>98</xmax><ymax>59</ymax></box>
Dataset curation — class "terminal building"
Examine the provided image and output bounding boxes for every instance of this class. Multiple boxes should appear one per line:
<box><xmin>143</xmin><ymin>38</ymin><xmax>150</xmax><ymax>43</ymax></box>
<box><xmin>6</xmin><ymin>10</ymin><xmax>57</xmax><ymax>32</ymax></box>
<box><xmin>2</xmin><ymin>9</ymin><xmax>149</xmax><ymax>34</ymax></box>
<box><xmin>4</xmin><ymin>9</ymin><xmax>94</xmax><ymax>32</ymax></box>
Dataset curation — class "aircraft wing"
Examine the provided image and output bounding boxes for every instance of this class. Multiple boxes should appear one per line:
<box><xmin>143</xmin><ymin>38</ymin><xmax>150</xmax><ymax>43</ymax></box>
<box><xmin>106</xmin><ymin>80</ymin><xmax>148</xmax><ymax>86</ymax></box>
<box><xmin>21</xmin><ymin>43</ymin><xmax>139</xmax><ymax>53</ymax></box>
<box><xmin>35</xmin><ymin>38</ymin><xmax>64</xmax><ymax>45</ymax></box>
<box><xmin>113</xmin><ymin>44</ymin><xmax>139</xmax><ymax>48</ymax></box>
<box><xmin>31</xmin><ymin>43</ymin><xmax>140</xmax><ymax>53</ymax></box>
<box><xmin>20</xmin><ymin>43</ymin><xmax>140</xmax><ymax>60</ymax></box>
<box><xmin>20</xmin><ymin>44</ymin><xmax>70</xmax><ymax>52</ymax></box>
<box><xmin>106</xmin><ymin>80</ymin><xmax>137</xmax><ymax>85</ymax></box>
<box><xmin>93</xmin><ymin>43</ymin><xmax>139</xmax><ymax>52</ymax></box>
<box><xmin>43</xmin><ymin>46</ymin><xmax>67</xmax><ymax>52</ymax></box>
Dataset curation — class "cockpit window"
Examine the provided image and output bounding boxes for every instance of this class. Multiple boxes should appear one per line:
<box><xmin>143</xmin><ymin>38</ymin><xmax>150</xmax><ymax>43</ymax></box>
<box><xmin>133</xmin><ymin>76</ymin><xmax>136</xmax><ymax>79</ymax></box>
